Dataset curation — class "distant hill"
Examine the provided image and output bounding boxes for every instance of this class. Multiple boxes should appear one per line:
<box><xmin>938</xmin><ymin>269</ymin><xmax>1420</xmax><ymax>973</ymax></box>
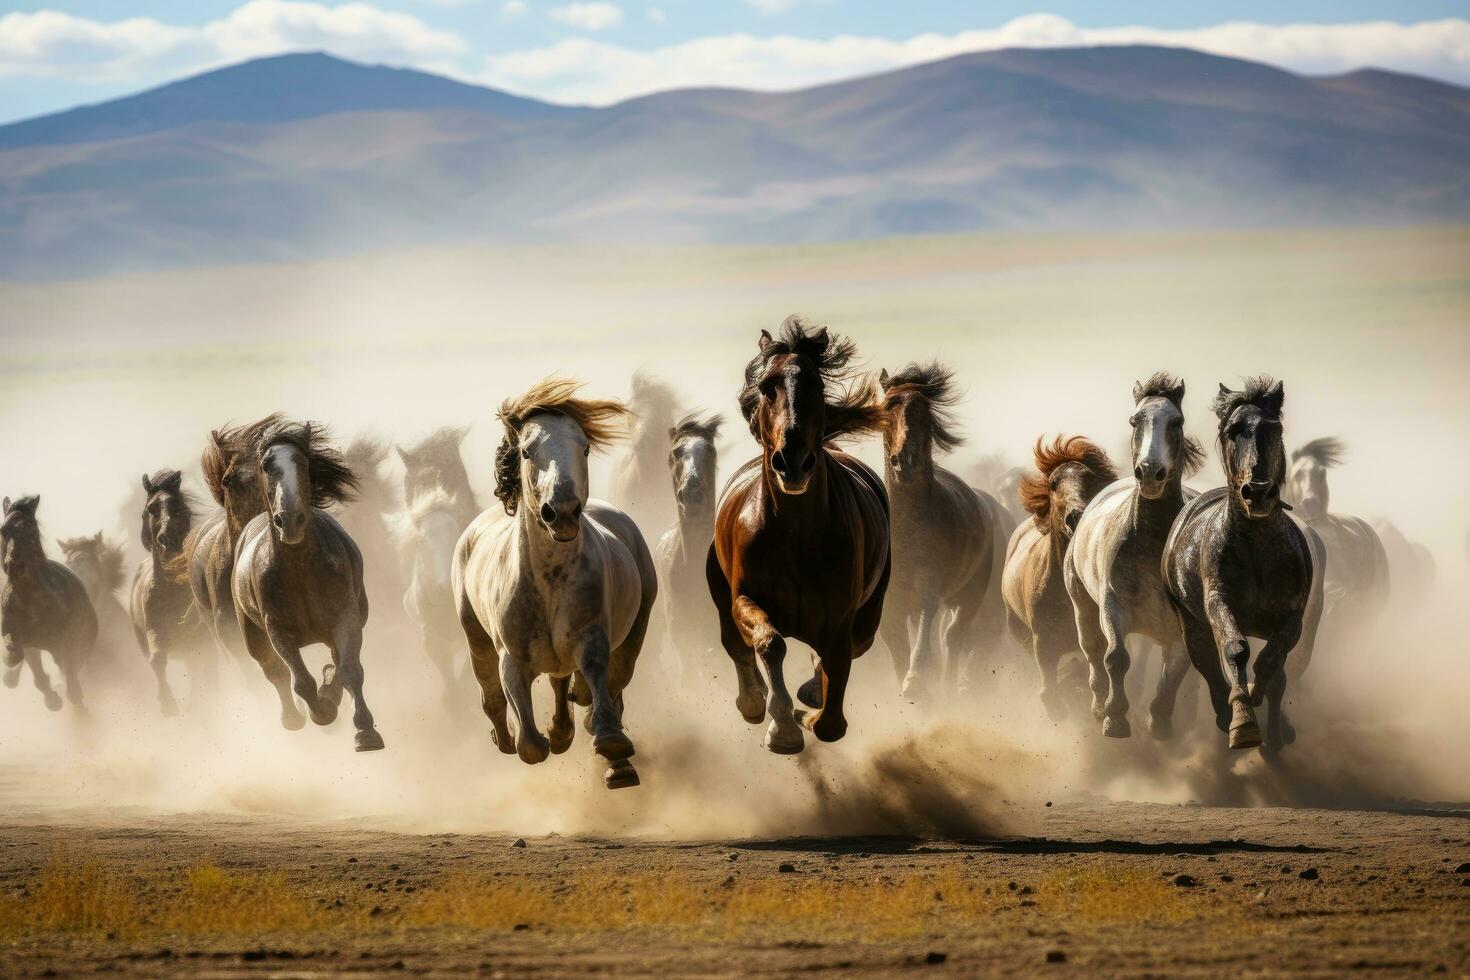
<box><xmin>1</xmin><ymin>46</ymin><xmax>1466</xmax><ymax>279</ymax></box>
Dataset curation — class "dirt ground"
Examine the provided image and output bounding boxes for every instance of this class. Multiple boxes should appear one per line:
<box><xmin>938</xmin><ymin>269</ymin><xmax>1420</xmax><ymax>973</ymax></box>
<box><xmin>0</xmin><ymin>791</ymin><xmax>1465</xmax><ymax>977</ymax></box>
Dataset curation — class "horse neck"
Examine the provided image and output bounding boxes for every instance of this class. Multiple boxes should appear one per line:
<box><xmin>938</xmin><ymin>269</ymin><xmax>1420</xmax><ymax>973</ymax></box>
<box><xmin>1130</xmin><ymin>475</ymin><xmax>1185</xmax><ymax>536</ymax></box>
<box><xmin>885</xmin><ymin>459</ymin><xmax>938</xmax><ymax>509</ymax></box>
<box><xmin>266</xmin><ymin>512</ymin><xmax>321</xmax><ymax>569</ymax></box>
<box><xmin>1220</xmin><ymin>493</ymin><xmax>1290</xmax><ymax>546</ymax></box>
<box><xmin>1046</xmin><ymin>523</ymin><xmax>1071</xmax><ymax>567</ymax></box>
<box><xmin>675</xmin><ymin>494</ymin><xmax>715</xmax><ymax>554</ymax></box>
<box><xmin>517</xmin><ymin>502</ymin><xmax>583</xmax><ymax>577</ymax></box>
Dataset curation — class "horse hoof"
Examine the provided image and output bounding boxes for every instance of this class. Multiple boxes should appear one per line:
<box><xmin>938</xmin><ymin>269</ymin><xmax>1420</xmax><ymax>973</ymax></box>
<box><xmin>354</xmin><ymin>728</ymin><xmax>385</xmax><ymax>752</ymax></box>
<box><xmin>1228</xmin><ymin>719</ymin><xmax>1262</xmax><ymax>750</ymax></box>
<box><xmin>518</xmin><ymin>736</ymin><xmax>550</xmax><ymax>765</ymax></box>
<box><xmin>735</xmin><ymin>694</ymin><xmax>765</xmax><ymax>725</ymax></box>
<box><xmin>2</xmin><ymin>651</ymin><xmax>21</xmax><ymax>671</ymax></box>
<box><xmin>549</xmin><ymin>726</ymin><xmax>574</xmax><ymax>755</ymax></box>
<box><xmin>593</xmin><ymin>731</ymin><xmax>635</xmax><ymax>762</ymax></box>
<box><xmin>604</xmin><ymin>759</ymin><xmax>640</xmax><ymax>790</ymax></box>
<box><xmin>2</xmin><ymin>668</ymin><xmax>19</xmax><ymax>689</ymax></box>
<box><xmin>308</xmin><ymin>701</ymin><xmax>338</xmax><ymax>726</ymax></box>
<box><xmin>796</xmin><ymin>676</ymin><xmax>823</xmax><ymax>710</ymax></box>
<box><xmin>764</xmin><ymin>725</ymin><xmax>804</xmax><ymax>755</ymax></box>
<box><xmin>281</xmin><ymin>709</ymin><xmax>306</xmax><ymax>731</ymax></box>
<box><xmin>44</xmin><ymin>692</ymin><xmax>63</xmax><ymax>712</ymax></box>
<box><xmin>1281</xmin><ymin>719</ymin><xmax>1297</xmax><ymax>745</ymax></box>
<box><xmin>159</xmin><ymin>697</ymin><xmax>179</xmax><ymax>718</ymax></box>
<box><xmin>812</xmin><ymin>715</ymin><xmax>847</xmax><ymax>744</ymax></box>
<box><xmin>899</xmin><ymin>676</ymin><xmax>929</xmax><ymax>703</ymax></box>
<box><xmin>1102</xmin><ymin>715</ymin><xmax>1131</xmax><ymax>739</ymax></box>
<box><xmin>1147</xmin><ymin>712</ymin><xmax>1173</xmax><ymax>741</ymax></box>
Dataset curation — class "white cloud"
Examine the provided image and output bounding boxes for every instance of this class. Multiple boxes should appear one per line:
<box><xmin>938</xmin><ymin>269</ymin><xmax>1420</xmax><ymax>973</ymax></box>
<box><xmin>481</xmin><ymin>14</ymin><xmax>1470</xmax><ymax>105</ymax></box>
<box><xmin>646</xmin><ymin>7</ymin><xmax>666</xmax><ymax>25</ymax></box>
<box><xmin>499</xmin><ymin>0</ymin><xmax>529</xmax><ymax>20</ymax></box>
<box><xmin>548</xmin><ymin>3</ymin><xmax>622</xmax><ymax>32</ymax></box>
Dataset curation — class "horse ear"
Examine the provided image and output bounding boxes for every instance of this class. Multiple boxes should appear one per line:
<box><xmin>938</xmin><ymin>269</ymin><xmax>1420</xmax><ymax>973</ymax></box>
<box><xmin>1262</xmin><ymin>380</ymin><xmax>1285</xmax><ymax>415</ymax></box>
<box><xmin>2</xmin><ymin>497</ymin><xmax>9</xmax><ymax>515</ymax></box>
<box><xmin>1131</xmin><ymin>380</ymin><xmax>1145</xmax><ymax>403</ymax></box>
<box><xmin>142</xmin><ymin>473</ymin><xmax>155</xmax><ymax>494</ymax></box>
<box><xmin>1167</xmin><ymin>380</ymin><xmax>1186</xmax><ymax>407</ymax></box>
<box><xmin>879</xmin><ymin>368</ymin><xmax>892</xmax><ymax>390</ymax></box>
<box><xmin>395</xmin><ymin>445</ymin><xmax>412</xmax><ymax>467</ymax></box>
<box><xmin>758</xmin><ymin>329</ymin><xmax>773</xmax><ymax>354</ymax></box>
<box><xmin>1217</xmin><ymin>383</ymin><xmax>1231</xmax><ymax>397</ymax></box>
<box><xmin>668</xmin><ymin>426</ymin><xmax>679</xmax><ymax>443</ymax></box>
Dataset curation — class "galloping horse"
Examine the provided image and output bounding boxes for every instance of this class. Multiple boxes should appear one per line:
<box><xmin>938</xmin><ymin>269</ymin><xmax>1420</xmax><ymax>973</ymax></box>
<box><xmin>394</xmin><ymin>487</ymin><xmax>468</xmax><ymax>701</ymax></box>
<box><xmin>129</xmin><ymin>470</ymin><xmax>209</xmax><ymax>714</ymax></box>
<box><xmin>233</xmin><ymin>419</ymin><xmax>384</xmax><ymax>751</ymax></box>
<box><xmin>1163</xmin><ymin>379</ymin><xmax>1316</xmax><ymax>751</ymax></box>
<box><xmin>339</xmin><ymin>435</ymin><xmax>410</xmax><ymax>634</ymax></box>
<box><xmin>1284</xmin><ymin>438</ymin><xmax>1391</xmax><ymax>623</ymax></box>
<box><xmin>59</xmin><ymin>532</ymin><xmax>135</xmax><ymax>686</ymax></box>
<box><xmin>397</xmin><ymin>426</ymin><xmax>480</xmax><ymax>526</ymax></box>
<box><xmin>1064</xmin><ymin>373</ymin><xmax>1204</xmax><ymax>738</ymax></box>
<box><xmin>653</xmin><ymin>412</ymin><xmax>723</xmax><ymax>681</ymax></box>
<box><xmin>1</xmin><ymin>495</ymin><xmax>95</xmax><ymax>712</ymax></box>
<box><xmin>706</xmin><ymin>318</ymin><xmax>890</xmax><ymax>754</ymax></box>
<box><xmin>875</xmin><ymin>363</ymin><xmax>1011</xmax><ymax>700</ymax></box>
<box><xmin>453</xmin><ymin>378</ymin><xmax>656</xmax><ymax>789</ymax></box>
<box><xmin>611</xmin><ymin>371</ymin><xmax>681</xmax><ymax>539</ymax></box>
<box><xmin>1002</xmin><ymin>437</ymin><xmax>1117</xmax><ymax>722</ymax></box>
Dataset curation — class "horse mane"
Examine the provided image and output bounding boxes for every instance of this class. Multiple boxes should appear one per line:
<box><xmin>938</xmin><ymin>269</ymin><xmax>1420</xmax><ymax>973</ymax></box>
<box><xmin>630</xmin><ymin>372</ymin><xmax>679</xmax><ymax>438</ymax></box>
<box><xmin>59</xmin><ymin>534</ymin><xmax>127</xmax><ymax>595</ymax></box>
<box><xmin>202</xmin><ymin>414</ymin><xmax>283</xmax><ymax>506</ymax></box>
<box><xmin>495</xmin><ymin>376</ymin><xmax>629</xmax><ymax>516</ymax></box>
<box><xmin>145</xmin><ymin>469</ymin><xmax>197</xmax><ymax>512</ymax></box>
<box><xmin>254</xmin><ymin>418</ymin><xmax>359</xmax><ymax>509</ymax></box>
<box><xmin>671</xmin><ymin>411</ymin><xmax>724</xmax><ymax>444</ymax></box>
<box><xmin>403</xmin><ymin>425</ymin><xmax>469</xmax><ymax>467</ymax></box>
<box><xmin>344</xmin><ymin>435</ymin><xmax>396</xmax><ymax>508</ymax></box>
<box><xmin>1293</xmin><ymin>437</ymin><xmax>1346</xmax><ymax>467</ymax></box>
<box><xmin>1211</xmin><ymin>376</ymin><xmax>1282</xmax><ymax>423</ymax></box>
<box><xmin>880</xmin><ymin>361</ymin><xmax>964</xmax><ymax>453</ymax></box>
<box><xmin>739</xmin><ymin>316</ymin><xmax>884</xmax><ymax>443</ymax></box>
<box><xmin>1019</xmin><ymin>435</ymin><xmax>1117</xmax><ymax>530</ymax></box>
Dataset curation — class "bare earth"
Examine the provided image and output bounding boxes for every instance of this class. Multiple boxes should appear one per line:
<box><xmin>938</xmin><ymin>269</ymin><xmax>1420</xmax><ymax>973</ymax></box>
<box><xmin>0</xmin><ymin>793</ymin><xmax>1465</xmax><ymax>977</ymax></box>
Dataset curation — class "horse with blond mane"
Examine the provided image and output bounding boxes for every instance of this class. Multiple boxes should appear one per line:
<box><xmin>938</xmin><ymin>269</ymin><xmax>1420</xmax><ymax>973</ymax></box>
<box><xmin>452</xmin><ymin>378</ymin><xmax>656</xmax><ymax>789</ymax></box>
<box><xmin>707</xmin><ymin>318</ymin><xmax>890</xmax><ymax>754</ymax></box>
<box><xmin>1002</xmin><ymin>436</ymin><xmax>1117</xmax><ymax>721</ymax></box>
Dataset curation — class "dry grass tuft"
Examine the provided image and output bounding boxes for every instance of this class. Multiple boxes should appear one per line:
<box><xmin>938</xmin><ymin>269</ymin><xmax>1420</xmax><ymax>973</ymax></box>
<box><xmin>0</xmin><ymin>848</ymin><xmax>142</xmax><ymax>938</ymax></box>
<box><xmin>1041</xmin><ymin>862</ymin><xmax>1193</xmax><ymax>924</ymax></box>
<box><xmin>405</xmin><ymin>870</ymin><xmax>630</xmax><ymax>931</ymax></box>
<box><xmin>164</xmin><ymin>864</ymin><xmax>323</xmax><ymax>934</ymax></box>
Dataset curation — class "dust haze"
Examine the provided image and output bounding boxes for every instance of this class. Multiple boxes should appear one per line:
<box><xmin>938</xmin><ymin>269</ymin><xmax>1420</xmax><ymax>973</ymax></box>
<box><xmin>1</xmin><ymin>226</ymin><xmax>1466</xmax><ymax>839</ymax></box>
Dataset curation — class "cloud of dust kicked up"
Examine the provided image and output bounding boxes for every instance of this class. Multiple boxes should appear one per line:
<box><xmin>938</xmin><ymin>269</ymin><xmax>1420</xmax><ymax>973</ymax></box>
<box><xmin>0</xmin><ymin>227</ymin><xmax>1467</xmax><ymax>841</ymax></box>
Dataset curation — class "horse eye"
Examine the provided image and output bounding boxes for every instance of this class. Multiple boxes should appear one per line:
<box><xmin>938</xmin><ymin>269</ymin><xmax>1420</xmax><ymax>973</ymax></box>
<box><xmin>583</xmin><ymin>446</ymin><xmax>590</xmax><ymax>458</ymax></box>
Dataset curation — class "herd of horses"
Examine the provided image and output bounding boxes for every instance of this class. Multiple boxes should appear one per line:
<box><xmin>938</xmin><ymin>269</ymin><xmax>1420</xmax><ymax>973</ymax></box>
<box><xmin>0</xmin><ymin>317</ymin><xmax>1422</xmax><ymax>790</ymax></box>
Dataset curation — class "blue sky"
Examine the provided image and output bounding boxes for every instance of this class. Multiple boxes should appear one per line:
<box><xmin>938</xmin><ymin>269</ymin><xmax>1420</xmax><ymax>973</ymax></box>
<box><xmin>2</xmin><ymin>1</ymin><xmax>1468</xmax><ymax>124</ymax></box>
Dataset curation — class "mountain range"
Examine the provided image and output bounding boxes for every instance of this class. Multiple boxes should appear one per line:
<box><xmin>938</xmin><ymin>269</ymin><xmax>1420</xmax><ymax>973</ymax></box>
<box><xmin>1</xmin><ymin>48</ymin><xmax>1467</xmax><ymax>279</ymax></box>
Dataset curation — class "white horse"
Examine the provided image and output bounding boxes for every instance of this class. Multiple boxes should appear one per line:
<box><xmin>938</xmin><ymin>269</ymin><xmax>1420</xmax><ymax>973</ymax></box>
<box><xmin>393</xmin><ymin>487</ymin><xmax>469</xmax><ymax>703</ymax></box>
<box><xmin>452</xmin><ymin>378</ymin><xmax>657</xmax><ymax>790</ymax></box>
<box><xmin>652</xmin><ymin>412</ymin><xmax>723</xmax><ymax>683</ymax></box>
<box><xmin>1064</xmin><ymin>373</ymin><xmax>1203</xmax><ymax>739</ymax></box>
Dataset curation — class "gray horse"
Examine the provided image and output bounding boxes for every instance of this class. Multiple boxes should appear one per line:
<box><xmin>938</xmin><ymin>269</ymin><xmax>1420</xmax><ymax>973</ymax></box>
<box><xmin>394</xmin><ymin>486</ymin><xmax>469</xmax><ymax>701</ymax></box>
<box><xmin>1064</xmin><ymin>372</ymin><xmax>1204</xmax><ymax>739</ymax></box>
<box><xmin>1</xmin><ymin>495</ymin><xmax>95</xmax><ymax>712</ymax></box>
<box><xmin>1163</xmin><ymin>378</ymin><xmax>1316</xmax><ymax>751</ymax></box>
<box><xmin>59</xmin><ymin>532</ymin><xmax>136</xmax><ymax>690</ymax></box>
<box><xmin>652</xmin><ymin>412</ymin><xmax>723</xmax><ymax>681</ymax></box>
<box><xmin>233</xmin><ymin>419</ymin><xmax>383</xmax><ymax>751</ymax></box>
<box><xmin>129</xmin><ymin>470</ymin><xmax>211</xmax><ymax>715</ymax></box>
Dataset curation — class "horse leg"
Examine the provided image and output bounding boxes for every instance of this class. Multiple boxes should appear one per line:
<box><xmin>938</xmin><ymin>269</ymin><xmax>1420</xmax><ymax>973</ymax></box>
<box><xmin>23</xmin><ymin>649</ymin><xmax>63</xmax><ymax>712</ymax></box>
<box><xmin>900</xmin><ymin>595</ymin><xmax>941</xmax><ymax>703</ymax></box>
<box><xmin>239</xmin><ymin>619</ymin><xmax>306</xmax><ymax>730</ymax></box>
<box><xmin>1249</xmin><ymin>620</ymin><xmax>1302</xmax><ymax>753</ymax></box>
<box><xmin>460</xmin><ymin>606</ymin><xmax>513</xmax><ymax>755</ymax></box>
<box><xmin>706</xmin><ymin>546</ymin><xmax>766</xmax><ymax>724</ymax></box>
<box><xmin>1177</xmin><ymin>611</ymin><xmax>1231</xmax><ymax>736</ymax></box>
<box><xmin>548</xmin><ymin>675</ymin><xmax>575</xmax><ymax>755</ymax></box>
<box><xmin>575</xmin><ymin>625</ymin><xmax>636</xmax><ymax>766</ymax></box>
<box><xmin>1096</xmin><ymin>595</ymin><xmax>1133</xmax><ymax>738</ymax></box>
<box><xmin>879</xmin><ymin>612</ymin><xmax>911</xmax><ymax>689</ymax></box>
<box><xmin>801</xmin><ymin>632</ymin><xmax>853</xmax><ymax>744</ymax></box>
<box><xmin>1068</xmin><ymin>586</ymin><xmax>1110</xmax><ymax>728</ymax></box>
<box><xmin>144</xmin><ymin>628</ymin><xmax>178</xmax><ymax>717</ymax></box>
<box><xmin>332</xmin><ymin>618</ymin><xmax>383</xmax><ymax>752</ymax></box>
<box><xmin>1203</xmin><ymin>597</ymin><xmax>1258</xmax><ymax>749</ymax></box>
<box><xmin>499</xmin><ymin>651</ymin><xmax>549</xmax><ymax>765</ymax></box>
<box><xmin>733</xmin><ymin>596</ymin><xmax>803</xmax><ymax>755</ymax></box>
<box><xmin>1147</xmin><ymin>638</ymin><xmax>1192</xmax><ymax>740</ymax></box>
<box><xmin>943</xmin><ymin>593</ymin><xmax>985</xmax><ymax>698</ymax></box>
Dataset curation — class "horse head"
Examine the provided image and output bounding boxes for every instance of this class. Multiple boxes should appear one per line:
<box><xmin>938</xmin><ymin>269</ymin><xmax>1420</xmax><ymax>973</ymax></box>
<box><xmin>877</xmin><ymin>362</ymin><xmax>963</xmax><ymax>485</ymax></box>
<box><xmin>1129</xmin><ymin>372</ymin><xmax>1202</xmax><ymax>500</ymax></box>
<box><xmin>668</xmin><ymin>412</ymin><xmax>722</xmax><ymax>514</ymax></box>
<box><xmin>1020</xmin><ymin>437</ymin><xmax>1117</xmax><ymax>539</ymax></box>
<box><xmin>0</xmin><ymin>495</ymin><xmax>43</xmax><ymax>577</ymax></box>
<box><xmin>1285</xmin><ymin>437</ymin><xmax>1344</xmax><ymax>524</ymax></box>
<box><xmin>141</xmin><ymin>469</ymin><xmax>190</xmax><ymax>557</ymax></box>
<box><xmin>1213</xmin><ymin>378</ymin><xmax>1287</xmax><ymax>520</ymax></box>
<box><xmin>254</xmin><ymin>420</ymin><xmax>357</xmax><ymax>547</ymax></box>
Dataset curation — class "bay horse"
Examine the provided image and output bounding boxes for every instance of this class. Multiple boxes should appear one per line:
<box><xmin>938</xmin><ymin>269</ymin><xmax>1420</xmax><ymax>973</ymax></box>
<box><xmin>59</xmin><ymin>532</ymin><xmax>136</xmax><ymax>688</ymax></box>
<box><xmin>706</xmin><ymin>317</ymin><xmax>890</xmax><ymax>754</ymax></box>
<box><xmin>453</xmin><ymin>378</ymin><xmax>656</xmax><ymax>789</ymax></box>
<box><xmin>232</xmin><ymin>419</ymin><xmax>384</xmax><ymax>751</ymax></box>
<box><xmin>611</xmin><ymin>371</ymin><xmax>681</xmax><ymax>539</ymax></box>
<box><xmin>1163</xmin><ymin>378</ymin><xmax>1316</xmax><ymax>751</ymax></box>
<box><xmin>129</xmin><ymin>469</ymin><xmax>210</xmax><ymax>715</ymax></box>
<box><xmin>1284</xmin><ymin>437</ymin><xmax>1391</xmax><ymax>622</ymax></box>
<box><xmin>1063</xmin><ymin>373</ymin><xmax>1205</xmax><ymax>739</ymax></box>
<box><xmin>1001</xmin><ymin>436</ymin><xmax>1117</xmax><ymax>722</ymax></box>
<box><xmin>1</xmin><ymin>495</ymin><xmax>96</xmax><ymax>712</ymax></box>
<box><xmin>652</xmin><ymin>412</ymin><xmax>723</xmax><ymax>681</ymax></box>
<box><xmin>875</xmin><ymin>362</ymin><xmax>1011</xmax><ymax>700</ymax></box>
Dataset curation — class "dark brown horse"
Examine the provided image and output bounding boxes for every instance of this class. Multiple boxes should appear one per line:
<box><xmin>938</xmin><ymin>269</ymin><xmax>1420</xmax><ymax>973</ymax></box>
<box><xmin>1</xmin><ymin>495</ymin><xmax>96</xmax><ymax>712</ymax></box>
<box><xmin>129</xmin><ymin>469</ymin><xmax>210</xmax><ymax>714</ymax></box>
<box><xmin>706</xmin><ymin>317</ymin><xmax>890</xmax><ymax>754</ymax></box>
<box><xmin>1001</xmin><ymin>437</ymin><xmax>1118</xmax><ymax>721</ymax></box>
<box><xmin>875</xmin><ymin>363</ymin><xmax>1012</xmax><ymax>700</ymax></box>
<box><xmin>233</xmin><ymin>419</ymin><xmax>383</xmax><ymax>751</ymax></box>
<box><xmin>59</xmin><ymin>532</ymin><xmax>136</xmax><ymax>688</ymax></box>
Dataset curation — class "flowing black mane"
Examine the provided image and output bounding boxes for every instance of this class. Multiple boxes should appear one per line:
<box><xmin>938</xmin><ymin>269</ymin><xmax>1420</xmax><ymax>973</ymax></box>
<box><xmin>879</xmin><ymin>361</ymin><xmax>964</xmax><ymax>454</ymax></box>
<box><xmin>255</xmin><ymin>419</ymin><xmax>359</xmax><ymax>509</ymax></box>
<box><xmin>1293</xmin><ymin>437</ymin><xmax>1346</xmax><ymax>467</ymax></box>
<box><xmin>671</xmin><ymin>411</ymin><xmax>724</xmax><ymax>444</ymax></box>
<box><xmin>739</xmin><ymin>315</ymin><xmax>882</xmax><ymax>443</ymax></box>
<box><xmin>59</xmin><ymin>533</ymin><xmax>128</xmax><ymax>595</ymax></box>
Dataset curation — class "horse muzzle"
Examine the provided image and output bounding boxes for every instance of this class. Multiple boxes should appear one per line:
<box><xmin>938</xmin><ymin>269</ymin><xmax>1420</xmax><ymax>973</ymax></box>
<box><xmin>538</xmin><ymin>500</ymin><xmax>583</xmax><ymax>543</ymax></box>
<box><xmin>271</xmin><ymin>509</ymin><xmax>308</xmax><ymax>545</ymax></box>
<box><xmin>1239</xmin><ymin>480</ymin><xmax>1279</xmax><ymax>518</ymax></box>
<box><xmin>1134</xmin><ymin>463</ymin><xmax>1170</xmax><ymax>500</ymax></box>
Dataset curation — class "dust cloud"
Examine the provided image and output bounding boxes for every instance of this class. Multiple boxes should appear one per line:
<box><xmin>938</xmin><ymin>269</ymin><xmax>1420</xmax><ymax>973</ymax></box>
<box><xmin>0</xmin><ymin>227</ymin><xmax>1466</xmax><ymax>840</ymax></box>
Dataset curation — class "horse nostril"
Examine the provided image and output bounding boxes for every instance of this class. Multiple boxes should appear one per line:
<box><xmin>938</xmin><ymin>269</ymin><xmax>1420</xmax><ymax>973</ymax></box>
<box><xmin>801</xmin><ymin>453</ymin><xmax>816</xmax><ymax>473</ymax></box>
<box><xmin>890</xmin><ymin>455</ymin><xmax>901</xmax><ymax>468</ymax></box>
<box><xmin>1134</xmin><ymin>465</ymin><xmax>1144</xmax><ymax>480</ymax></box>
<box><xmin>771</xmin><ymin>450</ymin><xmax>786</xmax><ymax>472</ymax></box>
<box><xmin>1154</xmin><ymin>467</ymin><xmax>1167</xmax><ymax>482</ymax></box>
<box><xmin>272</xmin><ymin>513</ymin><xmax>285</xmax><ymax>529</ymax></box>
<box><xmin>572</xmin><ymin>502</ymin><xmax>583</xmax><ymax>520</ymax></box>
<box><xmin>539</xmin><ymin>503</ymin><xmax>556</xmax><ymax>524</ymax></box>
